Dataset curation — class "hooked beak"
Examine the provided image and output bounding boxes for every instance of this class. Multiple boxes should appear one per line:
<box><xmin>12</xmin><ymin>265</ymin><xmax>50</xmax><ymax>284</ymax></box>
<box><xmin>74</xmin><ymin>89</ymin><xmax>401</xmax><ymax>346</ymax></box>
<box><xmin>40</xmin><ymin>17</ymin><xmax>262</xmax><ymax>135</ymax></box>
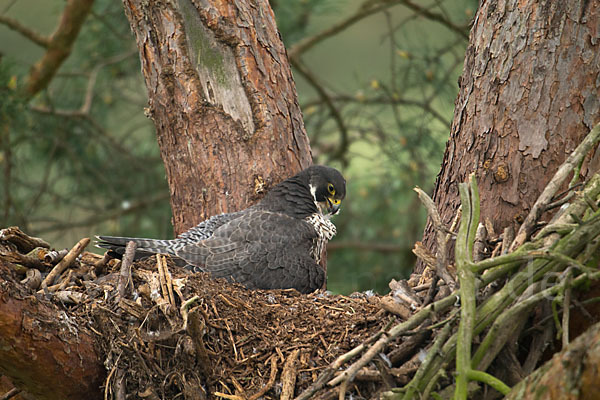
<box><xmin>327</xmin><ymin>197</ymin><xmax>341</xmax><ymax>215</ymax></box>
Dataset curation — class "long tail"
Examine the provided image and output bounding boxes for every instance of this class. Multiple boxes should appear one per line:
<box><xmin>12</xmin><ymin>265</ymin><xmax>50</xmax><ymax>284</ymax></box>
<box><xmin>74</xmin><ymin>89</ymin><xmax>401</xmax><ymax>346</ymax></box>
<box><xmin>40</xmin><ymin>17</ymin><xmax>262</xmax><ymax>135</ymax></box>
<box><xmin>96</xmin><ymin>235</ymin><xmax>179</xmax><ymax>261</ymax></box>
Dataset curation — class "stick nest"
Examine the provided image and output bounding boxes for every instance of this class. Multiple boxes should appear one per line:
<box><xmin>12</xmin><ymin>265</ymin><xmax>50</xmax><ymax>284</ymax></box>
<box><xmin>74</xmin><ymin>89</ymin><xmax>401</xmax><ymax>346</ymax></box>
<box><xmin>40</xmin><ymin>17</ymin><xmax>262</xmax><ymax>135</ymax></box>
<box><xmin>91</xmin><ymin>256</ymin><xmax>390</xmax><ymax>399</ymax></box>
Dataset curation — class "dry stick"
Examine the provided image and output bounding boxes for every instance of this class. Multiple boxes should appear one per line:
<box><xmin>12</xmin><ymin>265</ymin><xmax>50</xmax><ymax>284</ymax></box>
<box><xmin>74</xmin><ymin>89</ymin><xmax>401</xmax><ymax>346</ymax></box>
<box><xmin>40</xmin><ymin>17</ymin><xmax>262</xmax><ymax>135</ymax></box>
<box><xmin>510</xmin><ymin>122</ymin><xmax>600</xmax><ymax>252</ymax></box>
<box><xmin>213</xmin><ymin>393</ymin><xmax>243</xmax><ymax>400</ymax></box>
<box><xmin>156</xmin><ymin>254</ymin><xmax>175</xmax><ymax>306</ymax></box>
<box><xmin>248</xmin><ymin>355</ymin><xmax>278</xmax><ymax>400</ymax></box>
<box><xmin>414</xmin><ymin>187</ymin><xmax>456</xmax><ymax>288</ymax></box>
<box><xmin>501</xmin><ymin>226</ymin><xmax>514</xmax><ymax>255</ymax></box>
<box><xmin>116</xmin><ymin>241</ymin><xmax>136</xmax><ymax>303</ymax></box>
<box><xmin>115</xmin><ymin>368</ymin><xmax>126</xmax><ymax>400</ymax></box>
<box><xmin>326</xmin><ymin>294</ymin><xmax>457</xmax><ymax>388</ymax></box>
<box><xmin>41</xmin><ymin>237</ymin><xmax>90</xmax><ymax>287</ymax></box>
<box><xmin>0</xmin><ymin>387</ymin><xmax>22</xmax><ymax>400</ymax></box>
<box><xmin>281</xmin><ymin>349</ymin><xmax>300</xmax><ymax>400</ymax></box>
<box><xmin>294</xmin><ymin>332</ymin><xmax>385</xmax><ymax>400</ymax></box>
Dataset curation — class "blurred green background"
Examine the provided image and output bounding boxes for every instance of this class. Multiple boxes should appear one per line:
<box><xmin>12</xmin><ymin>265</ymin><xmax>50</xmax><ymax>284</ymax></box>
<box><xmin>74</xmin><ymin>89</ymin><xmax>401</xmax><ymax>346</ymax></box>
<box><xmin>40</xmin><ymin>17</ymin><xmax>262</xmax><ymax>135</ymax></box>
<box><xmin>0</xmin><ymin>0</ymin><xmax>476</xmax><ymax>294</ymax></box>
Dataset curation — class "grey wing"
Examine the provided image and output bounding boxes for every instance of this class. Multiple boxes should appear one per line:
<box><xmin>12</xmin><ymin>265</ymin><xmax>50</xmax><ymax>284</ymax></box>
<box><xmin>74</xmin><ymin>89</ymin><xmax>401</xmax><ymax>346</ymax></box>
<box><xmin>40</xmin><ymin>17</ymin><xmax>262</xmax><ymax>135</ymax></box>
<box><xmin>175</xmin><ymin>210</ymin><xmax>325</xmax><ymax>293</ymax></box>
<box><xmin>177</xmin><ymin>211</ymin><xmax>245</xmax><ymax>241</ymax></box>
<box><xmin>97</xmin><ymin>211</ymin><xmax>245</xmax><ymax>263</ymax></box>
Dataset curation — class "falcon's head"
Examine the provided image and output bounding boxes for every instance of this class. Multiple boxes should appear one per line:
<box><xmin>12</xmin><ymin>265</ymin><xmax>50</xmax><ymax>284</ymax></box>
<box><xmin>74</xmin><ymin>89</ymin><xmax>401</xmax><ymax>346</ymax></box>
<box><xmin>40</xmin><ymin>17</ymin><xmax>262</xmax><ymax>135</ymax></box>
<box><xmin>307</xmin><ymin>165</ymin><xmax>346</xmax><ymax>215</ymax></box>
<box><xmin>259</xmin><ymin>165</ymin><xmax>346</xmax><ymax>219</ymax></box>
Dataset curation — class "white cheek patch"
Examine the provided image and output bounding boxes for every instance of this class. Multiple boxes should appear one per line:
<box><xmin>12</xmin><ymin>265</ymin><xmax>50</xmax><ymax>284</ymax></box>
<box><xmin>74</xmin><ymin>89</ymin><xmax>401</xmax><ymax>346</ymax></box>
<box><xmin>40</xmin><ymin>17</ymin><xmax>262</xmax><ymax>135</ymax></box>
<box><xmin>309</xmin><ymin>184</ymin><xmax>321</xmax><ymax>212</ymax></box>
<box><xmin>309</xmin><ymin>183</ymin><xmax>335</xmax><ymax>216</ymax></box>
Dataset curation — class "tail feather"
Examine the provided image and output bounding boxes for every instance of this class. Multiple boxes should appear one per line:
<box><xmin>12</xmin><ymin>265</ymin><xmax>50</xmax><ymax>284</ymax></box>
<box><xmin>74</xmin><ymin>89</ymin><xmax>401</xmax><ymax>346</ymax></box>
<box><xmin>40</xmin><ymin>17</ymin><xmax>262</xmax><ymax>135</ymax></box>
<box><xmin>96</xmin><ymin>235</ymin><xmax>178</xmax><ymax>260</ymax></box>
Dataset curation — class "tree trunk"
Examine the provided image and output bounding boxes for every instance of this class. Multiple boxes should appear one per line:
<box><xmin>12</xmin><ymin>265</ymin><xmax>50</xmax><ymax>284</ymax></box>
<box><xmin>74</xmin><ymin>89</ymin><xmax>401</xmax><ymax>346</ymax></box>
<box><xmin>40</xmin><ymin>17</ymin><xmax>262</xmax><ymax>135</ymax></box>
<box><xmin>122</xmin><ymin>0</ymin><xmax>313</xmax><ymax>235</ymax></box>
<box><xmin>0</xmin><ymin>260</ymin><xmax>104</xmax><ymax>400</ymax></box>
<box><xmin>418</xmin><ymin>0</ymin><xmax>600</xmax><ymax>272</ymax></box>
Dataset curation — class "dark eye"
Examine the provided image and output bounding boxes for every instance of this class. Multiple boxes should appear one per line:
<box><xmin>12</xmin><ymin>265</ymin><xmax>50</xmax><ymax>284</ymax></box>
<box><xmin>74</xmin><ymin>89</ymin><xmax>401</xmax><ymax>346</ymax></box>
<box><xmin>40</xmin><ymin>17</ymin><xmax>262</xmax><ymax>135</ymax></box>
<box><xmin>327</xmin><ymin>183</ymin><xmax>335</xmax><ymax>195</ymax></box>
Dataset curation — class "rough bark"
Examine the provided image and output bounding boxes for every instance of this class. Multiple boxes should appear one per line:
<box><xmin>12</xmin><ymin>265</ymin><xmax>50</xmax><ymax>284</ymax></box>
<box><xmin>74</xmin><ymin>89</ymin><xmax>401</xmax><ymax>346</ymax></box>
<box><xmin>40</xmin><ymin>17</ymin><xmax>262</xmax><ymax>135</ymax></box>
<box><xmin>418</xmin><ymin>0</ymin><xmax>600</xmax><ymax>272</ymax></box>
<box><xmin>505</xmin><ymin>320</ymin><xmax>600</xmax><ymax>400</ymax></box>
<box><xmin>122</xmin><ymin>0</ymin><xmax>312</xmax><ymax>235</ymax></box>
<box><xmin>0</xmin><ymin>260</ymin><xmax>105</xmax><ymax>400</ymax></box>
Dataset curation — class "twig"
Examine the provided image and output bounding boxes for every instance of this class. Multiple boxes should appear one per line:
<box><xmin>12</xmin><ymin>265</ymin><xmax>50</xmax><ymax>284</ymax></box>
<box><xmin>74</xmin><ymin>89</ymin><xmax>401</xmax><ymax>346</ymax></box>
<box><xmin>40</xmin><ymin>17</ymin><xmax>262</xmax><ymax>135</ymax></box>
<box><xmin>326</xmin><ymin>293</ymin><xmax>457</xmax><ymax>388</ymax></box>
<box><xmin>1</xmin><ymin>251</ymin><xmax>48</xmax><ymax>270</ymax></box>
<box><xmin>0</xmin><ymin>14</ymin><xmax>49</xmax><ymax>47</ymax></box>
<box><xmin>510</xmin><ymin>122</ymin><xmax>600</xmax><ymax>251</ymax></box>
<box><xmin>474</xmin><ymin>269</ymin><xmax>600</xmax><ymax>371</ymax></box>
<box><xmin>29</xmin><ymin>50</ymin><xmax>136</xmax><ymax>117</ymax></box>
<box><xmin>466</xmin><ymin>370</ymin><xmax>510</xmax><ymax>395</ymax></box>
<box><xmin>401</xmin><ymin>321</ymin><xmax>453</xmax><ymax>400</ymax></box>
<box><xmin>471</xmin><ymin>282</ymin><xmax>542</xmax><ymax>371</ymax></box>
<box><xmin>180</xmin><ymin>295</ymin><xmax>199</xmax><ymax>331</ymax></box>
<box><xmin>414</xmin><ymin>187</ymin><xmax>456</xmax><ymax>288</ymax></box>
<box><xmin>248</xmin><ymin>355</ymin><xmax>278</xmax><ymax>400</ymax></box>
<box><xmin>290</xmin><ymin>59</ymin><xmax>349</xmax><ymax>163</ymax></box>
<box><xmin>501</xmin><ymin>226</ymin><xmax>514</xmax><ymax>255</ymax></box>
<box><xmin>288</xmin><ymin>0</ymin><xmax>403</xmax><ymax>60</ymax></box>
<box><xmin>115</xmin><ymin>368</ymin><xmax>126</xmax><ymax>400</ymax></box>
<box><xmin>301</xmin><ymin>94</ymin><xmax>450</xmax><ymax>128</ymax></box>
<box><xmin>0</xmin><ymin>387</ymin><xmax>22</xmax><ymax>400</ymax></box>
<box><xmin>561</xmin><ymin>269</ymin><xmax>573</xmax><ymax>349</ymax></box>
<box><xmin>294</xmin><ymin>330</ymin><xmax>386</xmax><ymax>400</ymax></box>
<box><xmin>454</xmin><ymin>174</ymin><xmax>479</xmax><ymax>400</ymax></box>
<box><xmin>41</xmin><ymin>237</ymin><xmax>89</xmax><ymax>287</ymax></box>
<box><xmin>116</xmin><ymin>241</ymin><xmax>136</xmax><ymax>303</ymax></box>
<box><xmin>400</xmin><ymin>0</ymin><xmax>469</xmax><ymax>39</ymax></box>
<box><xmin>473</xmin><ymin>223</ymin><xmax>487</xmax><ymax>262</ymax></box>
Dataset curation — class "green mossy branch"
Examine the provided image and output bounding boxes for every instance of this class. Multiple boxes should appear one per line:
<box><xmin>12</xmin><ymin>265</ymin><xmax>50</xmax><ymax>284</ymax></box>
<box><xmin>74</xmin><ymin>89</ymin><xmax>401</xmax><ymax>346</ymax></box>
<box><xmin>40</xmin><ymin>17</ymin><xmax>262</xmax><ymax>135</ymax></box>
<box><xmin>454</xmin><ymin>174</ymin><xmax>480</xmax><ymax>400</ymax></box>
<box><xmin>376</xmin><ymin>124</ymin><xmax>600</xmax><ymax>400</ymax></box>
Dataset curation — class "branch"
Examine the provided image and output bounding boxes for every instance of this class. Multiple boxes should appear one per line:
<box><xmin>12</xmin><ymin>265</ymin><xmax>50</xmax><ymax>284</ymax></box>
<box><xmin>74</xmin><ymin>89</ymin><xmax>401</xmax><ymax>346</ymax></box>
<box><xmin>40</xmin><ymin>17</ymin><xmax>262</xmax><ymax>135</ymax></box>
<box><xmin>0</xmin><ymin>260</ymin><xmax>105</xmax><ymax>400</ymax></box>
<box><xmin>288</xmin><ymin>0</ymin><xmax>403</xmax><ymax>60</ymax></box>
<box><xmin>400</xmin><ymin>0</ymin><xmax>469</xmax><ymax>39</ymax></box>
<box><xmin>25</xmin><ymin>0</ymin><xmax>95</xmax><ymax>96</ymax></box>
<box><xmin>302</xmin><ymin>94</ymin><xmax>451</xmax><ymax>128</ymax></box>
<box><xmin>291</xmin><ymin>59</ymin><xmax>349</xmax><ymax>163</ymax></box>
<box><xmin>454</xmin><ymin>174</ymin><xmax>479</xmax><ymax>400</ymax></box>
<box><xmin>31</xmin><ymin>191</ymin><xmax>170</xmax><ymax>235</ymax></box>
<box><xmin>0</xmin><ymin>14</ymin><xmax>50</xmax><ymax>47</ymax></box>
<box><xmin>29</xmin><ymin>50</ymin><xmax>136</xmax><ymax>117</ymax></box>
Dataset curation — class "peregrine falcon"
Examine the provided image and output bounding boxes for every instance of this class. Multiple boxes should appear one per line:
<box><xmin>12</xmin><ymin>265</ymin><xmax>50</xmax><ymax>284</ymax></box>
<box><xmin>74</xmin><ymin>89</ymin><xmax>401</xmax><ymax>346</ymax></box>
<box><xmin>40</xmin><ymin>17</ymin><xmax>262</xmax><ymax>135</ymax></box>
<box><xmin>97</xmin><ymin>165</ymin><xmax>346</xmax><ymax>293</ymax></box>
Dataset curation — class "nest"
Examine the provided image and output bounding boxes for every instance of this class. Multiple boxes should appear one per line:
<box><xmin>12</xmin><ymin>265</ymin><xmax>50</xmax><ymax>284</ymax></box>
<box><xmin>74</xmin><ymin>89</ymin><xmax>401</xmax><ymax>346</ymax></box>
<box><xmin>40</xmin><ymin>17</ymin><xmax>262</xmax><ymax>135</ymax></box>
<box><xmin>0</xmin><ymin>227</ymin><xmax>426</xmax><ymax>400</ymax></box>
<box><xmin>93</xmin><ymin>257</ymin><xmax>393</xmax><ymax>399</ymax></box>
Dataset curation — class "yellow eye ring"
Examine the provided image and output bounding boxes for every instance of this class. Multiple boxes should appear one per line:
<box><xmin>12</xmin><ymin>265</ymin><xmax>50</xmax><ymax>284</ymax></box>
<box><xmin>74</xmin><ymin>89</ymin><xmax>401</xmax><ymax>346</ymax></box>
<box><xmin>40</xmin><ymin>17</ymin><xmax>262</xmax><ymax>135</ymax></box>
<box><xmin>327</xmin><ymin>183</ymin><xmax>335</xmax><ymax>195</ymax></box>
